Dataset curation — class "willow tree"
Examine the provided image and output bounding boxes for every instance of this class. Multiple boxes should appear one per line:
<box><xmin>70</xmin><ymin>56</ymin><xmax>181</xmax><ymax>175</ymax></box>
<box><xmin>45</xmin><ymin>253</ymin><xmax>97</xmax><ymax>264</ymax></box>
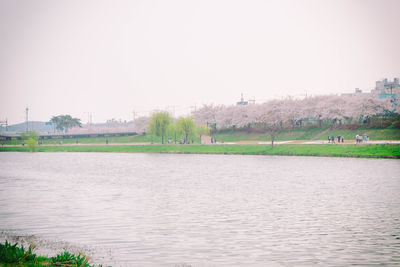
<box><xmin>176</xmin><ymin>117</ymin><xmax>196</xmax><ymax>144</ymax></box>
<box><xmin>148</xmin><ymin>111</ymin><xmax>172</xmax><ymax>144</ymax></box>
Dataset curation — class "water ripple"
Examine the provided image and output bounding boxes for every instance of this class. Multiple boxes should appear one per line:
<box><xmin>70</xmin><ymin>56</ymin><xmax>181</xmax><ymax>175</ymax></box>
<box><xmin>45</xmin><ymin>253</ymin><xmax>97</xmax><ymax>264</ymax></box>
<box><xmin>0</xmin><ymin>152</ymin><xmax>399</xmax><ymax>266</ymax></box>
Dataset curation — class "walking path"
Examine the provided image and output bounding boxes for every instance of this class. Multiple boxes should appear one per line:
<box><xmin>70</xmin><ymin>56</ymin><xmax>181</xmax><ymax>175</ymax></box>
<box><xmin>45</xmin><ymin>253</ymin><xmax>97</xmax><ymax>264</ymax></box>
<box><xmin>310</xmin><ymin>126</ymin><xmax>333</xmax><ymax>140</ymax></box>
<box><xmin>2</xmin><ymin>140</ymin><xmax>400</xmax><ymax>148</ymax></box>
<box><xmin>233</xmin><ymin>140</ymin><xmax>400</xmax><ymax>145</ymax></box>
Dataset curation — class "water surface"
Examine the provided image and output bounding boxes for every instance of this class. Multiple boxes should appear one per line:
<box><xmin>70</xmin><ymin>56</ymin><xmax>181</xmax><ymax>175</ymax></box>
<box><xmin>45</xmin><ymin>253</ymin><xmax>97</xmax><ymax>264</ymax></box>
<box><xmin>0</xmin><ymin>152</ymin><xmax>399</xmax><ymax>266</ymax></box>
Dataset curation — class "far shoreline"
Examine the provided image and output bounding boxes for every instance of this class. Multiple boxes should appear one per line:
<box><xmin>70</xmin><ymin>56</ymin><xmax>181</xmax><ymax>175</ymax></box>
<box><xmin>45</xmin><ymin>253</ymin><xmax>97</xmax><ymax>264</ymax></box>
<box><xmin>1</xmin><ymin>143</ymin><xmax>399</xmax><ymax>159</ymax></box>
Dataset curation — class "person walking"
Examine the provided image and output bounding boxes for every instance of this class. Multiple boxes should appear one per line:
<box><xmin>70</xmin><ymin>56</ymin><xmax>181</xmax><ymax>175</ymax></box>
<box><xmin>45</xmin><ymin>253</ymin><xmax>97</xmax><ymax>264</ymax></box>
<box><xmin>328</xmin><ymin>136</ymin><xmax>331</xmax><ymax>143</ymax></box>
<box><xmin>337</xmin><ymin>135</ymin><xmax>341</xmax><ymax>143</ymax></box>
<box><xmin>331</xmin><ymin>135</ymin><xmax>335</xmax><ymax>144</ymax></box>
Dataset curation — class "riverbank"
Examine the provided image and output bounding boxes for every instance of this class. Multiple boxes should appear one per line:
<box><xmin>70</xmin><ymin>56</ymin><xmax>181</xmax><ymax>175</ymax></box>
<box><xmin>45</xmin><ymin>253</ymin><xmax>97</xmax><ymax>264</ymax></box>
<box><xmin>2</xmin><ymin>126</ymin><xmax>399</xmax><ymax>145</ymax></box>
<box><xmin>1</xmin><ymin>144</ymin><xmax>399</xmax><ymax>158</ymax></box>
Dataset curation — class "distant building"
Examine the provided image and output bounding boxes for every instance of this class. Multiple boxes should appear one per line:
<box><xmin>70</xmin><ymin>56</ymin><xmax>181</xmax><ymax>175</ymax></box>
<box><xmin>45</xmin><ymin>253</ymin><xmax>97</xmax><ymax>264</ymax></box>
<box><xmin>237</xmin><ymin>93</ymin><xmax>249</xmax><ymax>105</ymax></box>
<box><xmin>371</xmin><ymin>78</ymin><xmax>399</xmax><ymax>105</ymax></box>
<box><xmin>342</xmin><ymin>77</ymin><xmax>399</xmax><ymax>107</ymax></box>
<box><xmin>341</xmin><ymin>87</ymin><xmax>368</xmax><ymax>97</ymax></box>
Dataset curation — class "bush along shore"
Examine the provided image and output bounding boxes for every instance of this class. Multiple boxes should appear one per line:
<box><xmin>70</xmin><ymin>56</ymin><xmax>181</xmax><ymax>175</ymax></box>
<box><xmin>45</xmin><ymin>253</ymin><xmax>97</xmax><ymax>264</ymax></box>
<box><xmin>0</xmin><ymin>240</ymin><xmax>102</xmax><ymax>267</ymax></box>
<box><xmin>0</xmin><ymin>144</ymin><xmax>399</xmax><ymax>159</ymax></box>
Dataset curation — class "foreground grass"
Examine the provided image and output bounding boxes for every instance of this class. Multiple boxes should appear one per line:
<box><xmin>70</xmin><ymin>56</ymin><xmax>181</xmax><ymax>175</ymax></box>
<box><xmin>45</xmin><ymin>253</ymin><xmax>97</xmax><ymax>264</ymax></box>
<box><xmin>0</xmin><ymin>240</ymin><xmax>99</xmax><ymax>267</ymax></box>
<box><xmin>1</xmin><ymin>144</ymin><xmax>399</xmax><ymax>158</ymax></box>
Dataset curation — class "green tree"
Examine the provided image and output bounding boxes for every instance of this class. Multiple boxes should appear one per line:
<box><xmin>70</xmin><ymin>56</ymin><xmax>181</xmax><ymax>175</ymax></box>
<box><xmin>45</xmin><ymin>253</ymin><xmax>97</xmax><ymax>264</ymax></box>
<box><xmin>50</xmin><ymin>115</ymin><xmax>82</xmax><ymax>133</ymax></box>
<box><xmin>23</xmin><ymin>131</ymin><xmax>39</xmax><ymax>152</ymax></box>
<box><xmin>148</xmin><ymin>111</ymin><xmax>172</xmax><ymax>144</ymax></box>
<box><xmin>176</xmin><ymin>117</ymin><xmax>196</xmax><ymax>144</ymax></box>
<box><xmin>166</xmin><ymin>122</ymin><xmax>178</xmax><ymax>144</ymax></box>
<box><xmin>20</xmin><ymin>131</ymin><xmax>39</xmax><ymax>141</ymax></box>
<box><xmin>20</xmin><ymin>132</ymin><xmax>27</xmax><ymax>141</ymax></box>
<box><xmin>196</xmin><ymin>124</ymin><xmax>210</xmax><ymax>144</ymax></box>
<box><xmin>11</xmin><ymin>137</ymin><xmax>18</xmax><ymax>145</ymax></box>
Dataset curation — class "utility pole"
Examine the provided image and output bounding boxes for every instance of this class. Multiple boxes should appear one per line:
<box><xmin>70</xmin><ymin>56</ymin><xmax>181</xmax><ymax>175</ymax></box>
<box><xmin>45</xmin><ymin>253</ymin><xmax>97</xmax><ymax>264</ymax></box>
<box><xmin>132</xmin><ymin>110</ymin><xmax>136</xmax><ymax>122</ymax></box>
<box><xmin>25</xmin><ymin>107</ymin><xmax>29</xmax><ymax>132</ymax></box>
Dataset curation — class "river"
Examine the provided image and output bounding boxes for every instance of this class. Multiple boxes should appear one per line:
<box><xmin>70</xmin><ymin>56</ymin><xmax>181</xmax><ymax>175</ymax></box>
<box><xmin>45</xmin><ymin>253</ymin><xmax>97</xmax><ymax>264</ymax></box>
<box><xmin>0</xmin><ymin>152</ymin><xmax>399</xmax><ymax>266</ymax></box>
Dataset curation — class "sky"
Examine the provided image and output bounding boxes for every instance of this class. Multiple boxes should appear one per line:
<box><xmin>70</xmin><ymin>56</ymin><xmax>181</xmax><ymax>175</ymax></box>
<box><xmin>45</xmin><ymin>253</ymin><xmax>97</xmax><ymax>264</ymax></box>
<box><xmin>0</xmin><ymin>0</ymin><xmax>399</xmax><ymax>124</ymax></box>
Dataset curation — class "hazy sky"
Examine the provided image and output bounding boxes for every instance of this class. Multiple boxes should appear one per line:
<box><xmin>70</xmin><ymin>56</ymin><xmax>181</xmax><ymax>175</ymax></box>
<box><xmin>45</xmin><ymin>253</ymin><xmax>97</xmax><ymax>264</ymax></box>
<box><xmin>1</xmin><ymin>0</ymin><xmax>399</xmax><ymax>124</ymax></box>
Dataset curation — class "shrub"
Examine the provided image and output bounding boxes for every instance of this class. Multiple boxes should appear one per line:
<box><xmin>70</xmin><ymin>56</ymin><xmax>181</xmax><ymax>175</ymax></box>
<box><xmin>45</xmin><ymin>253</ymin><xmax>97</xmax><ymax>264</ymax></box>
<box><xmin>366</xmin><ymin>120</ymin><xmax>391</xmax><ymax>129</ymax></box>
<box><xmin>392</xmin><ymin>120</ymin><xmax>400</xmax><ymax>128</ymax></box>
<box><xmin>0</xmin><ymin>240</ymin><xmax>97</xmax><ymax>267</ymax></box>
<box><xmin>0</xmin><ymin>240</ymin><xmax>36</xmax><ymax>264</ymax></box>
<box><xmin>26</xmin><ymin>138</ymin><xmax>37</xmax><ymax>152</ymax></box>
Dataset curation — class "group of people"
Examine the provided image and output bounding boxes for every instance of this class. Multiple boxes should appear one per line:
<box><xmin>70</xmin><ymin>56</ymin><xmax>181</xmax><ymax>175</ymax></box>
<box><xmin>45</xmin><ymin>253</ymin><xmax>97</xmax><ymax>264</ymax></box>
<box><xmin>328</xmin><ymin>135</ymin><xmax>344</xmax><ymax>144</ymax></box>
<box><xmin>328</xmin><ymin>134</ymin><xmax>370</xmax><ymax>144</ymax></box>
<box><xmin>175</xmin><ymin>137</ymin><xmax>194</xmax><ymax>144</ymax></box>
<box><xmin>356</xmin><ymin>134</ymin><xmax>369</xmax><ymax>143</ymax></box>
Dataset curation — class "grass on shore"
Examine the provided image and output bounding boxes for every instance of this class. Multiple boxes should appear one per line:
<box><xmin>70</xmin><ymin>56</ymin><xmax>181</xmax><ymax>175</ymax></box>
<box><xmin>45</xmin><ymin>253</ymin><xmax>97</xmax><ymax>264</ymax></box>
<box><xmin>212</xmin><ymin>127</ymin><xmax>400</xmax><ymax>142</ymax></box>
<box><xmin>2</xmin><ymin>126</ymin><xmax>399</xmax><ymax>146</ymax></box>
<box><xmin>1</xmin><ymin>144</ymin><xmax>399</xmax><ymax>159</ymax></box>
<box><xmin>0</xmin><ymin>240</ymin><xmax>100</xmax><ymax>267</ymax></box>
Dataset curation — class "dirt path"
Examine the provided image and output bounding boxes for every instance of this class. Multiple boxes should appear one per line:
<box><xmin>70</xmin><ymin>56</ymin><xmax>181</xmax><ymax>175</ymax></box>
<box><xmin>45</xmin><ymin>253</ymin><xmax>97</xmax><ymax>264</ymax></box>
<box><xmin>2</xmin><ymin>140</ymin><xmax>400</xmax><ymax>148</ymax></box>
<box><xmin>311</xmin><ymin>127</ymin><xmax>332</xmax><ymax>140</ymax></box>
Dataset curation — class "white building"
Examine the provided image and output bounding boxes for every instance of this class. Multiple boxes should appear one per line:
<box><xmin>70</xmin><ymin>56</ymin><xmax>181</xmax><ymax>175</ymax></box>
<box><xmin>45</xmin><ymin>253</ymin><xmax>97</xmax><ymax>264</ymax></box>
<box><xmin>371</xmin><ymin>78</ymin><xmax>400</xmax><ymax>96</ymax></box>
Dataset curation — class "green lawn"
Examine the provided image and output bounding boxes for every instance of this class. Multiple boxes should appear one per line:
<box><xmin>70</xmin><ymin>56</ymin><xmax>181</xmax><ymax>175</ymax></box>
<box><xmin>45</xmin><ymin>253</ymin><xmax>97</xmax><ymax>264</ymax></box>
<box><xmin>1</xmin><ymin>144</ymin><xmax>399</xmax><ymax>159</ymax></box>
<box><xmin>313</xmin><ymin>128</ymin><xmax>400</xmax><ymax>141</ymax></box>
<box><xmin>2</xmin><ymin>127</ymin><xmax>400</xmax><ymax>146</ymax></box>
<box><xmin>2</xmin><ymin>133</ymin><xmax>200</xmax><ymax>145</ymax></box>
<box><xmin>212</xmin><ymin>127</ymin><xmax>400</xmax><ymax>142</ymax></box>
<box><xmin>39</xmin><ymin>134</ymin><xmax>153</xmax><ymax>144</ymax></box>
<box><xmin>212</xmin><ymin>127</ymin><xmax>330</xmax><ymax>142</ymax></box>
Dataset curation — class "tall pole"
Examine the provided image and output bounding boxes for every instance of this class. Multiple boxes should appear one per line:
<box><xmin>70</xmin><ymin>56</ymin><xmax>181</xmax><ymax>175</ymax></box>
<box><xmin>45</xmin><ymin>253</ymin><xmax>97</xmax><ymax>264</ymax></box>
<box><xmin>25</xmin><ymin>107</ymin><xmax>29</xmax><ymax>132</ymax></box>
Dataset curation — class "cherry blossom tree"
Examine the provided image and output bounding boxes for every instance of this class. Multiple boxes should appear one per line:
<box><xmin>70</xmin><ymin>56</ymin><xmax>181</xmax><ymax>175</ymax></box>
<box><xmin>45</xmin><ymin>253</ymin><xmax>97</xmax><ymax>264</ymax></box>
<box><xmin>132</xmin><ymin>116</ymin><xmax>149</xmax><ymax>134</ymax></box>
<box><xmin>192</xmin><ymin>92</ymin><xmax>396</xmax><ymax>134</ymax></box>
<box><xmin>254</xmin><ymin>100</ymin><xmax>288</xmax><ymax>146</ymax></box>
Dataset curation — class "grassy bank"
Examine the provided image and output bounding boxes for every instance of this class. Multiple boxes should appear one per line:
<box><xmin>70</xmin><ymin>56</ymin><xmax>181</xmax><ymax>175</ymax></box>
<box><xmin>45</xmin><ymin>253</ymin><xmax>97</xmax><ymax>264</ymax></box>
<box><xmin>212</xmin><ymin>127</ymin><xmax>400</xmax><ymax>142</ymax></box>
<box><xmin>2</xmin><ymin>126</ymin><xmax>399</xmax><ymax>146</ymax></box>
<box><xmin>1</xmin><ymin>144</ymin><xmax>399</xmax><ymax>158</ymax></box>
<box><xmin>0</xmin><ymin>240</ymin><xmax>99</xmax><ymax>267</ymax></box>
